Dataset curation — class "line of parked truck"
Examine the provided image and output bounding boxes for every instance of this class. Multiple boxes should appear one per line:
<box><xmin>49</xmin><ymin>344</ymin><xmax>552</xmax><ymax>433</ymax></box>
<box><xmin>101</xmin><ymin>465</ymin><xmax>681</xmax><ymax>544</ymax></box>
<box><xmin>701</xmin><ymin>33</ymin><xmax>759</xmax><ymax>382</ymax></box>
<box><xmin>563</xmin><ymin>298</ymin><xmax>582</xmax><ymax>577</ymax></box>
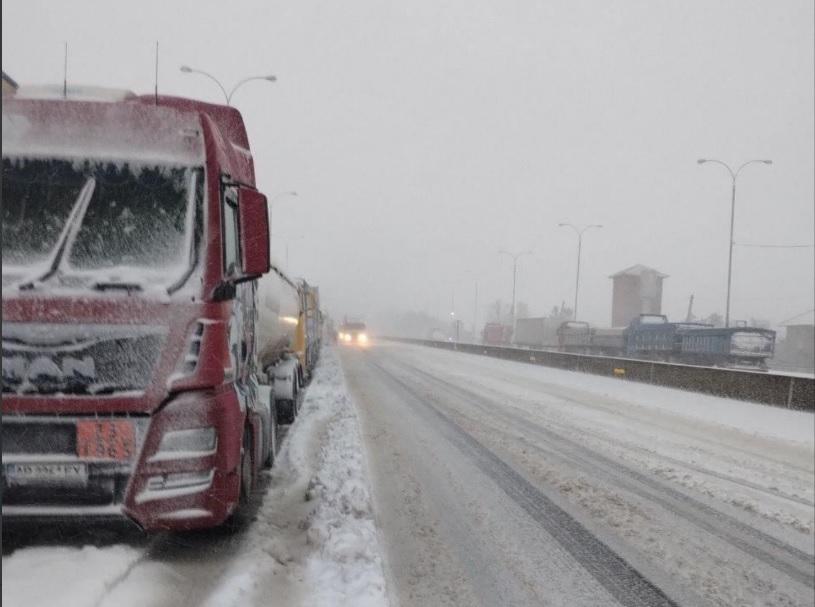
<box><xmin>511</xmin><ymin>314</ymin><xmax>776</xmax><ymax>370</ymax></box>
<box><xmin>2</xmin><ymin>86</ymin><xmax>321</xmax><ymax>530</ymax></box>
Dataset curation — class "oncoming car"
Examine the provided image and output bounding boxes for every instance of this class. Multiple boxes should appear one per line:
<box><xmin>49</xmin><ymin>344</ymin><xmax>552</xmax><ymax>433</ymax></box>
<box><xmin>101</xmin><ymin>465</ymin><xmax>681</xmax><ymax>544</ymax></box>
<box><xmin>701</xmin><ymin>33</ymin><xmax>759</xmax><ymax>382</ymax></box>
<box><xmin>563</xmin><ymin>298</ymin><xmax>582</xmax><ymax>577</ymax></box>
<box><xmin>338</xmin><ymin>322</ymin><xmax>370</xmax><ymax>346</ymax></box>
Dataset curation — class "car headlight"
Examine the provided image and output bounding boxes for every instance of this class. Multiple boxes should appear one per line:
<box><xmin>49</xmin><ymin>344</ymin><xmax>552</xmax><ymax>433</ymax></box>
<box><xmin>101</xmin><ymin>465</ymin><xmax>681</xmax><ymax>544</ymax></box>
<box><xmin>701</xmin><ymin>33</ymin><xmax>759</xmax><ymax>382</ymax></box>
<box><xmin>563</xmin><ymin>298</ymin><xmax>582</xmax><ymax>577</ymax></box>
<box><xmin>157</xmin><ymin>427</ymin><xmax>217</xmax><ymax>454</ymax></box>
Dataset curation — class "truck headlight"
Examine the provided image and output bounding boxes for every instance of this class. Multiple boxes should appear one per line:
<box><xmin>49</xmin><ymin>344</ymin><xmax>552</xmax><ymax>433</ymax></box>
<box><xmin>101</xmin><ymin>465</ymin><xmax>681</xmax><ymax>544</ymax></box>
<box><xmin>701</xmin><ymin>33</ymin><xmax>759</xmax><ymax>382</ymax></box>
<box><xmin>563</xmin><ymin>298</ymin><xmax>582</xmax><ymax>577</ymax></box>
<box><xmin>358</xmin><ymin>333</ymin><xmax>368</xmax><ymax>343</ymax></box>
<box><xmin>157</xmin><ymin>427</ymin><xmax>217</xmax><ymax>454</ymax></box>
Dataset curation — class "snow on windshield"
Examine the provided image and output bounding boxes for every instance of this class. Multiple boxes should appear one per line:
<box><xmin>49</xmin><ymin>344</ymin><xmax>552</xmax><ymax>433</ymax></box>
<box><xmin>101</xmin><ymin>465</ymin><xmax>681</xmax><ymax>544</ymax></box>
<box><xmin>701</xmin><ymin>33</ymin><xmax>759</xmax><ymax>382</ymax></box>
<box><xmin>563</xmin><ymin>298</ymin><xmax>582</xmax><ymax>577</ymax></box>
<box><xmin>1</xmin><ymin>157</ymin><xmax>201</xmax><ymax>289</ymax></box>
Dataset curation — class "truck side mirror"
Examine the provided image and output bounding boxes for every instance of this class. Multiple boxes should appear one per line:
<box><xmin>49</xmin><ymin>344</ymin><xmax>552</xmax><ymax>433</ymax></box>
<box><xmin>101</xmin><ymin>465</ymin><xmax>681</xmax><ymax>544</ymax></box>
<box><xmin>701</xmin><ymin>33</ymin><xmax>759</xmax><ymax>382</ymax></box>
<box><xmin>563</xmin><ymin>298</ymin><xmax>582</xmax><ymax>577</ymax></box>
<box><xmin>238</xmin><ymin>187</ymin><xmax>270</xmax><ymax>279</ymax></box>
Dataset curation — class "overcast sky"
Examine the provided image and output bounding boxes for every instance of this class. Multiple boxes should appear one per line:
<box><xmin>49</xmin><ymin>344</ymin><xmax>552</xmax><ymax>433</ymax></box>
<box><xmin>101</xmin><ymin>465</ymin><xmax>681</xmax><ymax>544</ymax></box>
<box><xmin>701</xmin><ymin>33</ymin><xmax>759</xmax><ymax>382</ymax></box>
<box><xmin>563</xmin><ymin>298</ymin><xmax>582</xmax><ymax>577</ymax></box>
<box><xmin>4</xmin><ymin>0</ymin><xmax>813</xmax><ymax>329</ymax></box>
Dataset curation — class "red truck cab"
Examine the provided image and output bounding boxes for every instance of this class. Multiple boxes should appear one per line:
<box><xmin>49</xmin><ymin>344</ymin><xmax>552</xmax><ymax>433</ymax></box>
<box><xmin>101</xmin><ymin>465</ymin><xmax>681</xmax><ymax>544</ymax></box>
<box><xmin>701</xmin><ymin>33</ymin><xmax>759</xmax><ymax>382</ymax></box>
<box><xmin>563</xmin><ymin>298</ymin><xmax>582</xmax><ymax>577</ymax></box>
<box><xmin>2</xmin><ymin>90</ymin><xmax>273</xmax><ymax>530</ymax></box>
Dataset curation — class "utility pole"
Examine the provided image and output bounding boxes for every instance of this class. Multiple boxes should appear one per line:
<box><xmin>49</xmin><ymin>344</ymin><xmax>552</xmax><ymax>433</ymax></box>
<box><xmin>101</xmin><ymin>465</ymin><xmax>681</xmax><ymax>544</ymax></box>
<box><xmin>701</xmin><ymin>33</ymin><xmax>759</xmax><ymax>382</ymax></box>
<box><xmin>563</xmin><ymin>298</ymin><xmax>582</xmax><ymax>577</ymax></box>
<box><xmin>558</xmin><ymin>223</ymin><xmax>602</xmax><ymax>320</ymax></box>
<box><xmin>498</xmin><ymin>250</ymin><xmax>532</xmax><ymax>333</ymax></box>
<box><xmin>698</xmin><ymin>158</ymin><xmax>772</xmax><ymax>327</ymax></box>
<box><xmin>472</xmin><ymin>281</ymin><xmax>478</xmax><ymax>344</ymax></box>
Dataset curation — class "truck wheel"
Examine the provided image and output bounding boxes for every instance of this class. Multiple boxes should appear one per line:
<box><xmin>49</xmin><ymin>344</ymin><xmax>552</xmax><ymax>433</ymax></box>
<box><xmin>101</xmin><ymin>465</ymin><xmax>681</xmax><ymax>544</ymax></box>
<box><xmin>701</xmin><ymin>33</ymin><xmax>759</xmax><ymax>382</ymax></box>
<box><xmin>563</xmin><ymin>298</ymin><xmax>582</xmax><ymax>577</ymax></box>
<box><xmin>226</xmin><ymin>431</ymin><xmax>254</xmax><ymax>531</ymax></box>
<box><xmin>277</xmin><ymin>398</ymin><xmax>296</xmax><ymax>425</ymax></box>
<box><xmin>239</xmin><ymin>431</ymin><xmax>254</xmax><ymax>503</ymax></box>
<box><xmin>264</xmin><ymin>404</ymin><xmax>278</xmax><ymax>468</ymax></box>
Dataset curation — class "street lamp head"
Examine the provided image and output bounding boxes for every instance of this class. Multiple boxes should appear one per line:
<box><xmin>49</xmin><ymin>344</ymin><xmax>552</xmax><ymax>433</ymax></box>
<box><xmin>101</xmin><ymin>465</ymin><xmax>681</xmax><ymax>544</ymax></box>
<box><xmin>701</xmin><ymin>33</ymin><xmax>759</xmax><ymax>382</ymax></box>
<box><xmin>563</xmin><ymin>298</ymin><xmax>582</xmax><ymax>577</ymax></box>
<box><xmin>264</xmin><ymin>75</ymin><xmax>278</xmax><ymax>82</ymax></box>
<box><xmin>697</xmin><ymin>159</ymin><xmax>708</xmax><ymax>164</ymax></box>
<box><xmin>180</xmin><ymin>65</ymin><xmax>193</xmax><ymax>73</ymax></box>
<box><xmin>761</xmin><ymin>160</ymin><xmax>773</xmax><ymax>165</ymax></box>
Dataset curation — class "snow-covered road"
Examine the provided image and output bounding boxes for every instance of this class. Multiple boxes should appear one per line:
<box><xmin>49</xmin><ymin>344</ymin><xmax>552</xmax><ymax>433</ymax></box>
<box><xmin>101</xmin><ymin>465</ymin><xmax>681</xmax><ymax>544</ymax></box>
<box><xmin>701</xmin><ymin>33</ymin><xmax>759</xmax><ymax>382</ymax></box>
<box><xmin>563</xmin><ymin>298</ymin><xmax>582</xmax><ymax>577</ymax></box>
<box><xmin>3</xmin><ymin>342</ymin><xmax>813</xmax><ymax>607</ymax></box>
<box><xmin>2</xmin><ymin>348</ymin><xmax>389</xmax><ymax>607</ymax></box>
<box><xmin>342</xmin><ymin>342</ymin><xmax>815</xmax><ymax>607</ymax></box>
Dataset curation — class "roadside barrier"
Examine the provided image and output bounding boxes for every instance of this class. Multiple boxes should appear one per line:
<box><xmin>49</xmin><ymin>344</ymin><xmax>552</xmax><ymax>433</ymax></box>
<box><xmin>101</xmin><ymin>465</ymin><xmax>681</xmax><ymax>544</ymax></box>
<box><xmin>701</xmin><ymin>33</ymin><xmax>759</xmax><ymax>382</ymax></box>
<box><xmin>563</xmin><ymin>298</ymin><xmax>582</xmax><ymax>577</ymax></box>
<box><xmin>382</xmin><ymin>338</ymin><xmax>814</xmax><ymax>411</ymax></box>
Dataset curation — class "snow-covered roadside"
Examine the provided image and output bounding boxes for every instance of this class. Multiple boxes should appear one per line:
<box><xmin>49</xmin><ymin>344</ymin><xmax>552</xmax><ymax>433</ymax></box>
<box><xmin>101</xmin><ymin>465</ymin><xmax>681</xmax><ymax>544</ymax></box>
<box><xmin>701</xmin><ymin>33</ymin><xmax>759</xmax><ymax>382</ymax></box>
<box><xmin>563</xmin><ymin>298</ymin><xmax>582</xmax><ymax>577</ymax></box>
<box><xmin>202</xmin><ymin>346</ymin><xmax>389</xmax><ymax>607</ymax></box>
<box><xmin>388</xmin><ymin>343</ymin><xmax>815</xmax><ymax>537</ymax></box>
<box><xmin>2</xmin><ymin>544</ymin><xmax>145</xmax><ymax>607</ymax></box>
<box><xmin>2</xmin><ymin>347</ymin><xmax>389</xmax><ymax>607</ymax></box>
<box><xmin>391</xmin><ymin>343</ymin><xmax>814</xmax><ymax>445</ymax></box>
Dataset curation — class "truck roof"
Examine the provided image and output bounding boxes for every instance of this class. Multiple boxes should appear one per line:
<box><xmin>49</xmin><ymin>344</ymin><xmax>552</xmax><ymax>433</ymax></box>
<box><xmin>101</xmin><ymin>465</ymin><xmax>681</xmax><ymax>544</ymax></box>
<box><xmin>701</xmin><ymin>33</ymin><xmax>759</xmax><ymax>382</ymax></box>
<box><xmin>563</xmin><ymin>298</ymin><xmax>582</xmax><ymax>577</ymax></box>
<box><xmin>136</xmin><ymin>95</ymin><xmax>250</xmax><ymax>151</ymax></box>
<box><xmin>3</xmin><ymin>93</ymin><xmax>255</xmax><ymax>185</ymax></box>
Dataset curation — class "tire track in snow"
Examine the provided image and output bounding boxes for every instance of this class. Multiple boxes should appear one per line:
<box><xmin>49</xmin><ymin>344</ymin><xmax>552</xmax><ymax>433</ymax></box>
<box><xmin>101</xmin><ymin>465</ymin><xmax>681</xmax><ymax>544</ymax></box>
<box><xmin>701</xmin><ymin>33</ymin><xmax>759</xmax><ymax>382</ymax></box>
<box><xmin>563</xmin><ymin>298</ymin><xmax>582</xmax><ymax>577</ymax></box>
<box><xmin>559</xmin><ymin>423</ymin><xmax>814</xmax><ymax>508</ymax></box>
<box><xmin>464</xmin><ymin>377</ymin><xmax>814</xmax><ymax>507</ymax></box>
<box><xmin>394</xmin><ymin>357</ymin><xmax>815</xmax><ymax>589</ymax></box>
<box><xmin>368</xmin><ymin>358</ymin><xmax>680</xmax><ymax>607</ymax></box>
<box><xmin>92</xmin><ymin>532</ymin><xmax>175</xmax><ymax>607</ymax></box>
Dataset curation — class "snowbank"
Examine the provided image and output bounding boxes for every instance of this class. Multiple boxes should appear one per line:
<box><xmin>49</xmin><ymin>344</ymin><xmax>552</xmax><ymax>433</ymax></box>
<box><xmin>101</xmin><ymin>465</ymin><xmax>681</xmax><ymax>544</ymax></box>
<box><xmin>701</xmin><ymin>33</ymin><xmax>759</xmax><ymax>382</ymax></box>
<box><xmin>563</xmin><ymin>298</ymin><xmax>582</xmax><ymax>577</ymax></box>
<box><xmin>202</xmin><ymin>346</ymin><xmax>389</xmax><ymax>607</ymax></box>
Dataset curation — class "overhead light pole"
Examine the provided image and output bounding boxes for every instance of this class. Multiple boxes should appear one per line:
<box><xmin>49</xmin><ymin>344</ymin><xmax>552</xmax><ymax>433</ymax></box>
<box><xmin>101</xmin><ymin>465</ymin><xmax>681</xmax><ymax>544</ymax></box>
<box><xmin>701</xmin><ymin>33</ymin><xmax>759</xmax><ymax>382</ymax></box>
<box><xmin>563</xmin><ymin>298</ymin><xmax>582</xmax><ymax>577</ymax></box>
<box><xmin>473</xmin><ymin>280</ymin><xmax>479</xmax><ymax>345</ymax></box>
<box><xmin>558</xmin><ymin>223</ymin><xmax>602</xmax><ymax>321</ymax></box>
<box><xmin>179</xmin><ymin>65</ymin><xmax>277</xmax><ymax>105</ymax></box>
<box><xmin>698</xmin><ymin>158</ymin><xmax>772</xmax><ymax>327</ymax></box>
<box><xmin>268</xmin><ymin>190</ymin><xmax>298</xmax><ymax>235</ymax></box>
<box><xmin>498</xmin><ymin>249</ymin><xmax>532</xmax><ymax>332</ymax></box>
<box><xmin>271</xmin><ymin>233</ymin><xmax>304</xmax><ymax>270</ymax></box>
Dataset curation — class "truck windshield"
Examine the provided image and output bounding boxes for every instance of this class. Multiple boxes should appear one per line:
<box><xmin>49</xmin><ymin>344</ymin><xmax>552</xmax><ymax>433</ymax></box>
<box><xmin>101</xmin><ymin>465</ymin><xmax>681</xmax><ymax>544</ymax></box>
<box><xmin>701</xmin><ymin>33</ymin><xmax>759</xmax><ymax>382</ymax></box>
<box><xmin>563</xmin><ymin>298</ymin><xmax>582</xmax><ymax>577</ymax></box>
<box><xmin>2</xmin><ymin>157</ymin><xmax>201</xmax><ymax>290</ymax></box>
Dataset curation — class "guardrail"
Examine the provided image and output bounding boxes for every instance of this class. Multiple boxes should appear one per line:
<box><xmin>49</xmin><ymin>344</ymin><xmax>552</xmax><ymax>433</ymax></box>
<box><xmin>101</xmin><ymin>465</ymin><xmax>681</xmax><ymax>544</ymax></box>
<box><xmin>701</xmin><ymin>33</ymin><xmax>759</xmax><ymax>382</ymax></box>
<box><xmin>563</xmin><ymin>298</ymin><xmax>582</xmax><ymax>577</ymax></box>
<box><xmin>383</xmin><ymin>338</ymin><xmax>814</xmax><ymax>411</ymax></box>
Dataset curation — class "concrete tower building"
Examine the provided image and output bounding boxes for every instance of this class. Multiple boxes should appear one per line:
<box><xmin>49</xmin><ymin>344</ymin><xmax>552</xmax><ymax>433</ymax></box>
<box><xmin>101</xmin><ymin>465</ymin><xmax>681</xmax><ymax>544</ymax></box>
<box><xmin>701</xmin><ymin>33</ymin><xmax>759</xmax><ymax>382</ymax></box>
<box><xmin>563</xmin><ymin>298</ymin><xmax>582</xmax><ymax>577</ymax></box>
<box><xmin>610</xmin><ymin>265</ymin><xmax>667</xmax><ymax>327</ymax></box>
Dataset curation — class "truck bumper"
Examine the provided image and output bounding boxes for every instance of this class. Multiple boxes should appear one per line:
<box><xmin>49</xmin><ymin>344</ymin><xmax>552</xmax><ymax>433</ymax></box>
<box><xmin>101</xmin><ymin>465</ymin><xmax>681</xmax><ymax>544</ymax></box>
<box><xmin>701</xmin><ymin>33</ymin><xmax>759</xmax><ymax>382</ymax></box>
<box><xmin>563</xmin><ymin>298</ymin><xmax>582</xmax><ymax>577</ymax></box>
<box><xmin>2</xmin><ymin>389</ymin><xmax>249</xmax><ymax>532</ymax></box>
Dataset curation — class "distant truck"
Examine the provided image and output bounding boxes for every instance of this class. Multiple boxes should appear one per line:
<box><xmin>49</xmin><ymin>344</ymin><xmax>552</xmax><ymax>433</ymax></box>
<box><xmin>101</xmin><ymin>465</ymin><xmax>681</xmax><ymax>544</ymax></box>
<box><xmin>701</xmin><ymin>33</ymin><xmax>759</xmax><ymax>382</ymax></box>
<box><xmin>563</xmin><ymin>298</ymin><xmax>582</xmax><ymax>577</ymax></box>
<box><xmin>338</xmin><ymin>321</ymin><xmax>369</xmax><ymax>346</ymax></box>
<box><xmin>1</xmin><ymin>88</ymin><xmax>316</xmax><ymax>531</ymax></box>
<box><xmin>514</xmin><ymin>317</ymin><xmax>560</xmax><ymax>348</ymax></box>
<box><xmin>300</xmin><ymin>281</ymin><xmax>322</xmax><ymax>373</ymax></box>
<box><xmin>482</xmin><ymin>322</ymin><xmax>512</xmax><ymax>345</ymax></box>
<box><xmin>555</xmin><ymin>314</ymin><xmax>774</xmax><ymax>369</ymax></box>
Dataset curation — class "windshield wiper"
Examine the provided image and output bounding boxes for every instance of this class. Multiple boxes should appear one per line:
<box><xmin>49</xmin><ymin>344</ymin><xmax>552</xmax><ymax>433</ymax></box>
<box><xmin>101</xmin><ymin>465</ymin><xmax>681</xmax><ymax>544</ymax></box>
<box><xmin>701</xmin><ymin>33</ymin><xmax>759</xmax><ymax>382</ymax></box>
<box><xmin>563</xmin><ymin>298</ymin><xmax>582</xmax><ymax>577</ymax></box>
<box><xmin>92</xmin><ymin>281</ymin><xmax>144</xmax><ymax>293</ymax></box>
<box><xmin>18</xmin><ymin>178</ymin><xmax>97</xmax><ymax>290</ymax></box>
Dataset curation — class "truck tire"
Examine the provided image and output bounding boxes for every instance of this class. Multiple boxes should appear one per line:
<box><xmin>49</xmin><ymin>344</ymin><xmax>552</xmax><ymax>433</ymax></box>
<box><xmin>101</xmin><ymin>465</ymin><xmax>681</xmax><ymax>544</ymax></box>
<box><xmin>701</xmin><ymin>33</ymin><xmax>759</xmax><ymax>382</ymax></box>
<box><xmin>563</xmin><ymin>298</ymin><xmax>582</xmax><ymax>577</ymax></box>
<box><xmin>264</xmin><ymin>403</ymin><xmax>278</xmax><ymax>468</ymax></box>
<box><xmin>239</xmin><ymin>431</ymin><xmax>254</xmax><ymax>503</ymax></box>
<box><xmin>226</xmin><ymin>431</ymin><xmax>254</xmax><ymax>531</ymax></box>
<box><xmin>276</xmin><ymin>393</ymin><xmax>297</xmax><ymax>425</ymax></box>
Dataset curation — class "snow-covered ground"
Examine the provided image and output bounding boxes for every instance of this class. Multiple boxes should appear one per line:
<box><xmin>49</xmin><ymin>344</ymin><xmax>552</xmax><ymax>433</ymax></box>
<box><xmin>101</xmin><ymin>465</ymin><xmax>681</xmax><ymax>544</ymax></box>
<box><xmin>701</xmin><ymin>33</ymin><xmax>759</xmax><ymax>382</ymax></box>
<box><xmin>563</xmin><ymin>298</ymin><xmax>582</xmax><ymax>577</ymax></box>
<box><xmin>2</xmin><ymin>347</ymin><xmax>389</xmax><ymax>607</ymax></box>
<box><xmin>342</xmin><ymin>342</ymin><xmax>815</xmax><ymax>607</ymax></box>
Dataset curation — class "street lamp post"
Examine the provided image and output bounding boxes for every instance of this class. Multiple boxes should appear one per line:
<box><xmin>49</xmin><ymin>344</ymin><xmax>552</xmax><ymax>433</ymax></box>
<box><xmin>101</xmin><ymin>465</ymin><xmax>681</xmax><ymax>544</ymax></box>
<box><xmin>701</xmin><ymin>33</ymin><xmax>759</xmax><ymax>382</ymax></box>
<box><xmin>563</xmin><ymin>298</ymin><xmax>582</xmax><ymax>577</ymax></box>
<box><xmin>179</xmin><ymin>65</ymin><xmax>277</xmax><ymax>105</ymax></box>
<box><xmin>268</xmin><ymin>190</ymin><xmax>298</xmax><ymax>235</ymax></box>
<box><xmin>473</xmin><ymin>280</ymin><xmax>478</xmax><ymax>344</ymax></box>
<box><xmin>697</xmin><ymin>158</ymin><xmax>772</xmax><ymax>327</ymax></box>
<box><xmin>558</xmin><ymin>223</ymin><xmax>602</xmax><ymax>321</ymax></box>
<box><xmin>498</xmin><ymin>250</ymin><xmax>532</xmax><ymax>332</ymax></box>
<box><xmin>271</xmin><ymin>233</ymin><xmax>304</xmax><ymax>269</ymax></box>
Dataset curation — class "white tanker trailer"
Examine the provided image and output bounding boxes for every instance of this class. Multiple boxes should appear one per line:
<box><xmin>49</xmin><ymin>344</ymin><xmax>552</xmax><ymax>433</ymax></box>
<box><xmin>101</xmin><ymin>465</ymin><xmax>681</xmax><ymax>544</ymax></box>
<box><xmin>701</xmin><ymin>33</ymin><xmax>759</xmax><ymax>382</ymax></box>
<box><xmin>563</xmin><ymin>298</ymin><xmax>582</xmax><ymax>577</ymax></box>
<box><xmin>255</xmin><ymin>265</ymin><xmax>307</xmax><ymax>424</ymax></box>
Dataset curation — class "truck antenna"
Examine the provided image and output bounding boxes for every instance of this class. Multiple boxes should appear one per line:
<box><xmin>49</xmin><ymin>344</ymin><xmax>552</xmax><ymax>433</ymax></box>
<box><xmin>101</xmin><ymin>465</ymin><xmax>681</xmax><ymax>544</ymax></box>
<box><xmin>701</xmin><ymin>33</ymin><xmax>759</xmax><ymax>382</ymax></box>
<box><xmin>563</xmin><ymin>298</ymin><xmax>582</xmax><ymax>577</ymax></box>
<box><xmin>63</xmin><ymin>42</ymin><xmax>68</xmax><ymax>98</ymax></box>
<box><xmin>154</xmin><ymin>41</ymin><xmax>159</xmax><ymax>105</ymax></box>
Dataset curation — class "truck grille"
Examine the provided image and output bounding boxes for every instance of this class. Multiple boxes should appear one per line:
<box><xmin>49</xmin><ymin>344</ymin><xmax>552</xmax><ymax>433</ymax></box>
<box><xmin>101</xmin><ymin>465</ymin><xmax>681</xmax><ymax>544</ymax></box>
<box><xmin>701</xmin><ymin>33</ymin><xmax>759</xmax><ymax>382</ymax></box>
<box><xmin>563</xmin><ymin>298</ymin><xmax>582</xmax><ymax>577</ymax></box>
<box><xmin>2</xmin><ymin>323</ymin><xmax>166</xmax><ymax>396</ymax></box>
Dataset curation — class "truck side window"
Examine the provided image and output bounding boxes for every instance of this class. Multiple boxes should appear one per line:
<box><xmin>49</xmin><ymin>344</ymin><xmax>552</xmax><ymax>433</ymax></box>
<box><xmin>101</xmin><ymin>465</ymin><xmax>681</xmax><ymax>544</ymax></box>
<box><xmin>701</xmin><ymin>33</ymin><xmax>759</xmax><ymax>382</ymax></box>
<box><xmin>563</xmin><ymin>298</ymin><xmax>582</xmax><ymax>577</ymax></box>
<box><xmin>222</xmin><ymin>186</ymin><xmax>241</xmax><ymax>276</ymax></box>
